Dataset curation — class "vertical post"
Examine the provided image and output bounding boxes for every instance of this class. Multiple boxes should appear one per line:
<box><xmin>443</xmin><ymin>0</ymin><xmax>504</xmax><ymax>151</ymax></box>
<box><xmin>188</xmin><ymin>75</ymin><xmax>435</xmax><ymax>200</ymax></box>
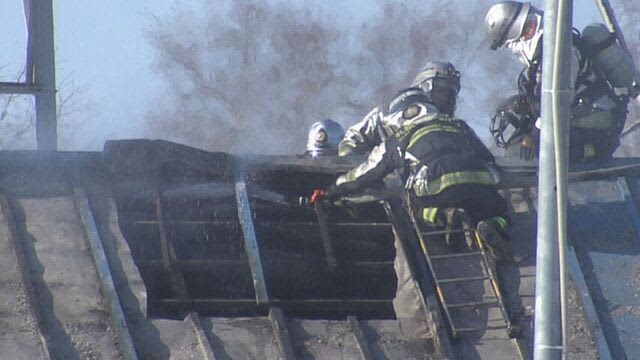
<box><xmin>30</xmin><ymin>0</ymin><xmax>57</xmax><ymax>150</ymax></box>
<box><xmin>535</xmin><ymin>0</ymin><xmax>572</xmax><ymax>359</ymax></box>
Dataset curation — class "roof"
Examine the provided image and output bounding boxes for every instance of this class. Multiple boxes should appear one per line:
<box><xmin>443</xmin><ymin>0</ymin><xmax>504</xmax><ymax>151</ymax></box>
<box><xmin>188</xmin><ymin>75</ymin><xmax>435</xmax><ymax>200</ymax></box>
<box><xmin>1</xmin><ymin>139</ymin><xmax>639</xmax><ymax>359</ymax></box>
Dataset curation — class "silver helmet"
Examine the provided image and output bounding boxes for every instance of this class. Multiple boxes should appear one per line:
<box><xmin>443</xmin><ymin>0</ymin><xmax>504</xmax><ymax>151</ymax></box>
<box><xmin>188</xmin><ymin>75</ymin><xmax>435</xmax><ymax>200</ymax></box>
<box><xmin>306</xmin><ymin>119</ymin><xmax>345</xmax><ymax>157</ymax></box>
<box><xmin>411</xmin><ymin>61</ymin><xmax>460</xmax><ymax>116</ymax></box>
<box><xmin>484</xmin><ymin>1</ymin><xmax>532</xmax><ymax>50</ymax></box>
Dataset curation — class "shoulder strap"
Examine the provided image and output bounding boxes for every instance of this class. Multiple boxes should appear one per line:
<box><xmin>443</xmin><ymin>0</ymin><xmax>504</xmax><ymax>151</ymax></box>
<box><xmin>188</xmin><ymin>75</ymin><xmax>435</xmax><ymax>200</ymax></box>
<box><xmin>572</xmin><ymin>30</ymin><xmax>593</xmax><ymax>90</ymax></box>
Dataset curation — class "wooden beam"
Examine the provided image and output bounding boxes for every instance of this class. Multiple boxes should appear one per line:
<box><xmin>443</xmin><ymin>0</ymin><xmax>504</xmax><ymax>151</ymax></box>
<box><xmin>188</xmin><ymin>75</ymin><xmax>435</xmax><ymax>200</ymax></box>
<box><xmin>150</xmin><ymin>298</ymin><xmax>393</xmax><ymax>315</ymax></box>
<box><xmin>235</xmin><ymin>180</ymin><xmax>269</xmax><ymax>303</ymax></box>
<box><xmin>348</xmin><ymin>316</ymin><xmax>374</xmax><ymax>360</ymax></box>
<box><xmin>154</xmin><ymin>192</ymin><xmax>217</xmax><ymax>359</ymax></box>
<box><xmin>269</xmin><ymin>307</ymin><xmax>297</xmax><ymax>360</ymax></box>
<box><xmin>73</xmin><ymin>189</ymin><xmax>138</xmax><ymax>360</ymax></box>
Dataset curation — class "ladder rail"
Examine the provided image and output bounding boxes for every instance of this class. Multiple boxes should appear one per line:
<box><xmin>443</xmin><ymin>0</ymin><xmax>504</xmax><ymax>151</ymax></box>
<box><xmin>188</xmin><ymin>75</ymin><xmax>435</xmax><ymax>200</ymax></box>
<box><xmin>407</xmin><ymin>202</ymin><xmax>520</xmax><ymax>339</ymax></box>
<box><xmin>473</xmin><ymin>230</ymin><xmax>519</xmax><ymax>336</ymax></box>
<box><xmin>405</xmin><ymin>203</ymin><xmax>462</xmax><ymax>338</ymax></box>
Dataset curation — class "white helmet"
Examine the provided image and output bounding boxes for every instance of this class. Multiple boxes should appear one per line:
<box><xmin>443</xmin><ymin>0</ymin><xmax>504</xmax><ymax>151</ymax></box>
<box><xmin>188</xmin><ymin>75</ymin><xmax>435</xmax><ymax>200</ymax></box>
<box><xmin>306</xmin><ymin>119</ymin><xmax>345</xmax><ymax>157</ymax></box>
<box><xmin>484</xmin><ymin>1</ymin><xmax>532</xmax><ymax>50</ymax></box>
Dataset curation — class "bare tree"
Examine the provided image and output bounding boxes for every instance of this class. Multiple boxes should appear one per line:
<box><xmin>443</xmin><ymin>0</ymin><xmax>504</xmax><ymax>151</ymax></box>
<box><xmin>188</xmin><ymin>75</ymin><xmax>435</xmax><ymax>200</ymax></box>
<box><xmin>144</xmin><ymin>0</ymin><xmax>523</xmax><ymax>154</ymax></box>
<box><xmin>0</xmin><ymin>69</ymin><xmax>86</xmax><ymax>149</ymax></box>
<box><xmin>146</xmin><ymin>0</ymin><xmax>357</xmax><ymax>153</ymax></box>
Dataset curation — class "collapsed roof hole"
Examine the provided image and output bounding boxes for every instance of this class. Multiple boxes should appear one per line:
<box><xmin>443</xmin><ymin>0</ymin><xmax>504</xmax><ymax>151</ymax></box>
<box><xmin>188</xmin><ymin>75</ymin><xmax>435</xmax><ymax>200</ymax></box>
<box><xmin>115</xmin><ymin>170</ymin><xmax>400</xmax><ymax>320</ymax></box>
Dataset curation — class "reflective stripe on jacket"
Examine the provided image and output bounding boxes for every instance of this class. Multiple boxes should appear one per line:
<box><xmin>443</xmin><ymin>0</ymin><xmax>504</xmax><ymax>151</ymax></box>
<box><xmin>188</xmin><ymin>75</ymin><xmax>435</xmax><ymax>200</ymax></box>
<box><xmin>333</xmin><ymin>114</ymin><xmax>496</xmax><ymax>197</ymax></box>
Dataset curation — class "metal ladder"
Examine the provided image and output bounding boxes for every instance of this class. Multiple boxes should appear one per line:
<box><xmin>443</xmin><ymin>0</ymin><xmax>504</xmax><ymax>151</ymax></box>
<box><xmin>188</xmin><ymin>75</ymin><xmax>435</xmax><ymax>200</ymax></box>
<box><xmin>405</xmin><ymin>205</ymin><xmax>519</xmax><ymax>339</ymax></box>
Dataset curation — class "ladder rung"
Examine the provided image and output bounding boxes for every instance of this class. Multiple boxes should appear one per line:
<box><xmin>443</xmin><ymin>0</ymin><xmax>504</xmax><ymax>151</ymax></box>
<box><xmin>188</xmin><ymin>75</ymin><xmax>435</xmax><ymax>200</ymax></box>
<box><xmin>447</xmin><ymin>300</ymin><xmax>498</xmax><ymax>309</ymax></box>
<box><xmin>437</xmin><ymin>275</ymin><xmax>491</xmax><ymax>284</ymax></box>
<box><xmin>420</xmin><ymin>229</ymin><xmax>472</xmax><ymax>236</ymax></box>
<box><xmin>431</xmin><ymin>251</ymin><xmax>482</xmax><ymax>260</ymax></box>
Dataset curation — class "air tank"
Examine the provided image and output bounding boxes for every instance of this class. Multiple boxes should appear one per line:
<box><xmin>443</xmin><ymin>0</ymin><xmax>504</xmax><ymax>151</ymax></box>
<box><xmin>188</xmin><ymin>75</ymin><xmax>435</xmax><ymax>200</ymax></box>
<box><xmin>581</xmin><ymin>23</ymin><xmax>635</xmax><ymax>88</ymax></box>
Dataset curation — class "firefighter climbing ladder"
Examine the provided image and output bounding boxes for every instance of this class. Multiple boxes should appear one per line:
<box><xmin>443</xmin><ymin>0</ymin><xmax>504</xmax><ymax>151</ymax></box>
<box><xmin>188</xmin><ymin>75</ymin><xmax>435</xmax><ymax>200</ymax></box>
<box><xmin>403</xmin><ymin>201</ymin><xmax>528</xmax><ymax>358</ymax></box>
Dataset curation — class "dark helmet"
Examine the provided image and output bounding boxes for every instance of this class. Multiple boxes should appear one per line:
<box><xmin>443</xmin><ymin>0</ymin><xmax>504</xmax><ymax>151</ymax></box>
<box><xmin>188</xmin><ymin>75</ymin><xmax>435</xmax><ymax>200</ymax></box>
<box><xmin>306</xmin><ymin>119</ymin><xmax>345</xmax><ymax>157</ymax></box>
<box><xmin>388</xmin><ymin>87</ymin><xmax>432</xmax><ymax>114</ymax></box>
<box><xmin>484</xmin><ymin>1</ymin><xmax>532</xmax><ymax>50</ymax></box>
<box><xmin>411</xmin><ymin>61</ymin><xmax>460</xmax><ymax>116</ymax></box>
<box><xmin>385</xmin><ymin>87</ymin><xmax>438</xmax><ymax>133</ymax></box>
<box><xmin>490</xmin><ymin>94</ymin><xmax>534</xmax><ymax>148</ymax></box>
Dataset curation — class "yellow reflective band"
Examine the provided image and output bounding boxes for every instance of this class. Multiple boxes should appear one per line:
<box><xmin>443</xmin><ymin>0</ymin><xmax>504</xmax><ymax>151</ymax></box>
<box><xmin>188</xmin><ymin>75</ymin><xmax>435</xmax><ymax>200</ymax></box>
<box><xmin>584</xmin><ymin>144</ymin><xmax>596</xmax><ymax>158</ymax></box>
<box><xmin>492</xmin><ymin>216</ymin><xmax>509</xmax><ymax>230</ymax></box>
<box><xmin>393</xmin><ymin>122</ymin><xmax>419</xmax><ymax>141</ymax></box>
<box><xmin>407</xmin><ymin>123</ymin><xmax>461</xmax><ymax>149</ymax></box>
<box><xmin>426</xmin><ymin>171</ymin><xmax>495</xmax><ymax>195</ymax></box>
<box><xmin>422</xmin><ymin>207</ymin><xmax>440</xmax><ymax>224</ymax></box>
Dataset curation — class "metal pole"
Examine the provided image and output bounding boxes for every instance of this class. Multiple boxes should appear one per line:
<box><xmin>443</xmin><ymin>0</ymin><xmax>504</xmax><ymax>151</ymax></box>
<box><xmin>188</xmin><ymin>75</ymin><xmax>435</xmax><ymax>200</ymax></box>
<box><xmin>535</xmin><ymin>0</ymin><xmax>572</xmax><ymax>359</ymax></box>
<box><xmin>30</xmin><ymin>0</ymin><xmax>58</xmax><ymax>150</ymax></box>
<box><xmin>551</xmin><ymin>0</ymin><xmax>572</xmax><ymax>358</ymax></box>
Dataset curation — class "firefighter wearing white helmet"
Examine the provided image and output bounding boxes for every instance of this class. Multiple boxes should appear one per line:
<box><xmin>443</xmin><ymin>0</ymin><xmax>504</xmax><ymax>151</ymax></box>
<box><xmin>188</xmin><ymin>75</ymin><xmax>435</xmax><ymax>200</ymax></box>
<box><xmin>305</xmin><ymin>119</ymin><xmax>345</xmax><ymax>157</ymax></box>
<box><xmin>485</xmin><ymin>1</ymin><xmax>629</xmax><ymax>162</ymax></box>
<box><xmin>314</xmin><ymin>87</ymin><xmax>511</xmax><ymax>262</ymax></box>
<box><xmin>485</xmin><ymin>1</ymin><xmax>535</xmax><ymax>52</ymax></box>
<box><xmin>338</xmin><ymin>61</ymin><xmax>461</xmax><ymax>157</ymax></box>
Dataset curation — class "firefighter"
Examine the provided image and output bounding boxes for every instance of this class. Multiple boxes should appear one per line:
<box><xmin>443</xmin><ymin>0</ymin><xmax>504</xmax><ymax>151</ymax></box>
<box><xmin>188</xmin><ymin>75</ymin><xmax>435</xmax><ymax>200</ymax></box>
<box><xmin>412</xmin><ymin>61</ymin><xmax>460</xmax><ymax>117</ymax></box>
<box><xmin>337</xmin><ymin>61</ymin><xmax>461</xmax><ymax>157</ymax></box>
<box><xmin>485</xmin><ymin>1</ymin><xmax>629</xmax><ymax>162</ymax></box>
<box><xmin>304</xmin><ymin>119</ymin><xmax>345</xmax><ymax>157</ymax></box>
<box><xmin>312</xmin><ymin>87</ymin><xmax>511</xmax><ymax>262</ymax></box>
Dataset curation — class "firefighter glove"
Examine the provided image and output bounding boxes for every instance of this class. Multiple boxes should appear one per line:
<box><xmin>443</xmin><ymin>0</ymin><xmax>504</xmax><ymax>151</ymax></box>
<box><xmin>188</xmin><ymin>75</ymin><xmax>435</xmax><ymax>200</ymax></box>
<box><xmin>310</xmin><ymin>189</ymin><xmax>328</xmax><ymax>204</ymax></box>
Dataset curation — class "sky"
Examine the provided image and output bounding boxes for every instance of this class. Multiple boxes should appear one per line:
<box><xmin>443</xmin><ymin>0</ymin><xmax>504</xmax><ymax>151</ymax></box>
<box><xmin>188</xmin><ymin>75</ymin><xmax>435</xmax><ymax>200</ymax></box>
<box><xmin>0</xmin><ymin>1</ymin><xmax>608</xmax><ymax>151</ymax></box>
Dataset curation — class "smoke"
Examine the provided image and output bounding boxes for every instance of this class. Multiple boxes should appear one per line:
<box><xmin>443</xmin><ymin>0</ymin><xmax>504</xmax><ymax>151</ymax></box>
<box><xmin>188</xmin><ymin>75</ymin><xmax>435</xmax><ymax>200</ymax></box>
<box><xmin>146</xmin><ymin>0</ymin><xmax>517</xmax><ymax>154</ymax></box>
<box><xmin>142</xmin><ymin>1</ymin><xmax>532</xmax><ymax>154</ymax></box>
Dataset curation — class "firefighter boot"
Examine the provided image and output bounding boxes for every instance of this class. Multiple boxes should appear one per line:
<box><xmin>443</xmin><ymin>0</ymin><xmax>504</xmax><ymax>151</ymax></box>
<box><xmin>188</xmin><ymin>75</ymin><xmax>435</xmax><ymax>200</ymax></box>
<box><xmin>476</xmin><ymin>218</ymin><xmax>511</xmax><ymax>262</ymax></box>
<box><xmin>421</xmin><ymin>207</ymin><xmax>443</xmax><ymax>227</ymax></box>
<box><xmin>443</xmin><ymin>208</ymin><xmax>469</xmax><ymax>248</ymax></box>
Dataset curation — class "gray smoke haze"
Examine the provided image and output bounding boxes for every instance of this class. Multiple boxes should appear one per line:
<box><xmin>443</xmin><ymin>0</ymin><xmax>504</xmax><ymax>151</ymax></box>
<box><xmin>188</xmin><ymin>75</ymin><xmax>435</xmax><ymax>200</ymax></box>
<box><xmin>144</xmin><ymin>0</ymin><xmax>639</xmax><ymax>155</ymax></box>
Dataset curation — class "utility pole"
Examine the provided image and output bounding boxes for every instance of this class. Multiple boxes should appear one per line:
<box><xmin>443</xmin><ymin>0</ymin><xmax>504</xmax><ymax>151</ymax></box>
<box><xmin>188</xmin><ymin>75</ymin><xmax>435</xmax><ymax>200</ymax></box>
<box><xmin>534</xmin><ymin>0</ymin><xmax>572</xmax><ymax>359</ymax></box>
<box><xmin>0</xmin><ymin>0</ymin><xmax>57</xmax><ymax>150</ymax></box>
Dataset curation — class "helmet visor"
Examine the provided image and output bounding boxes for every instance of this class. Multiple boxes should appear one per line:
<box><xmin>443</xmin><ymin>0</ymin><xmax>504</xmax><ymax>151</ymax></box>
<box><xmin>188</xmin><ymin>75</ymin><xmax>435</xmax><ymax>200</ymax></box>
<box><xmin>430</xmin><ymin>77</ymin><xmax>460</xmax><ymax>95</ymax></box>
